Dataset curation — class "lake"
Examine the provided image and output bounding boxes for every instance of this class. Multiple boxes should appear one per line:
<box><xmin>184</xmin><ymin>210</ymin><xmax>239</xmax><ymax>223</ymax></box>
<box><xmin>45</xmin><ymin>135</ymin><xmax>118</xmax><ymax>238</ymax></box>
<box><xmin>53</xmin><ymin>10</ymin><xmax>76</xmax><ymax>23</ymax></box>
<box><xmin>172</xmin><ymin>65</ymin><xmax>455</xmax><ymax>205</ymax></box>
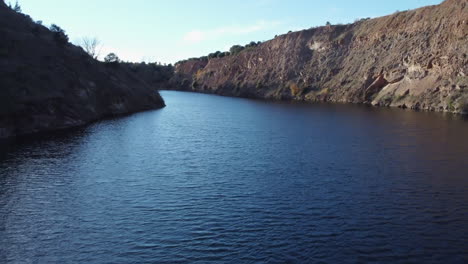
<box><xmin>1</xmin><ymin>91</ymin><xmax>467</xmax><ymax>263</ymax></box>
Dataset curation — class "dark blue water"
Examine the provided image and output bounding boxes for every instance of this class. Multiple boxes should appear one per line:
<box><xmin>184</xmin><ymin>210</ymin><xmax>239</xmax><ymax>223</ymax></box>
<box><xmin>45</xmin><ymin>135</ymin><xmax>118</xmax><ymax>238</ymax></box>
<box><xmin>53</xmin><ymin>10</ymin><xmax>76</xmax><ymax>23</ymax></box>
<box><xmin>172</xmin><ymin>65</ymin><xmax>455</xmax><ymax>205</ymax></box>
<box><xmin>1</xmin><ymin>91</ymin><xmax>467</xmax><ymax>263</ymax></box>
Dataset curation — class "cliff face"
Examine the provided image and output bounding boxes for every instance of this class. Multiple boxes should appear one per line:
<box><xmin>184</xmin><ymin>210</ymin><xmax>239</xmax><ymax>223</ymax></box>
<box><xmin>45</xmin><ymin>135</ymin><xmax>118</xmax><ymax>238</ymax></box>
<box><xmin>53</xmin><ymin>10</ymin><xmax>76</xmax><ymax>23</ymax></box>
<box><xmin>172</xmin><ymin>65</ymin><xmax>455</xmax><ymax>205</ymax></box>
<box><xmin>0</xmin><ymin>2</ymin><xmax>165</xmax><ymax>138</ymax></box>
<box><xmin>171</xmin><ymin>0</ymin><xmax>468</xmax><ymax>114</ymax></box>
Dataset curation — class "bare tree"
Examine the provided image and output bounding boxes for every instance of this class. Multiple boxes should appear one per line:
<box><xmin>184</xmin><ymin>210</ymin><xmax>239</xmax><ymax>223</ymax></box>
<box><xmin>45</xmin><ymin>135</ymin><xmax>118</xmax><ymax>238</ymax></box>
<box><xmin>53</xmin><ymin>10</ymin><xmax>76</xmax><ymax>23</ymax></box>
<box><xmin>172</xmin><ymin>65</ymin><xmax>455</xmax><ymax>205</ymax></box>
<box><xmin>80</xmin><ymin>37</ymin><xmax>102</xmax><ymax>59</ymax></box>
<box><xmin>6</xmin><ymin>0</ymin><xmax>21</xmax><ymax>12</ymax></box>
<box><xmin>13</xmin><ymin>1</ymin><xmax>21</xmax><ymax>12</ymax></box>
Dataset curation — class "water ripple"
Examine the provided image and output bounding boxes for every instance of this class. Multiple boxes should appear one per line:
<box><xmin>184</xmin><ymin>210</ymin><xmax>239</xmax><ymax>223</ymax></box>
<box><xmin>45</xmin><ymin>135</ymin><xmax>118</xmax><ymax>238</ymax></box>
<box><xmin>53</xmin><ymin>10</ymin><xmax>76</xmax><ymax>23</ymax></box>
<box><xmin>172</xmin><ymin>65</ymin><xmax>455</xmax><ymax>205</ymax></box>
<box><xmin>1</xmin><ymin>91</ymin><xmax>467</xmax><ymax>263</ymax></box>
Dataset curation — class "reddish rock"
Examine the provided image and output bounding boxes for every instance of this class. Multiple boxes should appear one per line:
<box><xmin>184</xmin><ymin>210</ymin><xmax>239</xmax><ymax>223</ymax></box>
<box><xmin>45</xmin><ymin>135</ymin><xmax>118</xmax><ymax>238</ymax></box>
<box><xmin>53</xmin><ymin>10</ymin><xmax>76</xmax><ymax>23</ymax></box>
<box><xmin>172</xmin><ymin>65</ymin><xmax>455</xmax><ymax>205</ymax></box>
<box><xmin>170</xmin><ymin>0</ymin><xmax>468</xmax><ymax>114</ymax></box>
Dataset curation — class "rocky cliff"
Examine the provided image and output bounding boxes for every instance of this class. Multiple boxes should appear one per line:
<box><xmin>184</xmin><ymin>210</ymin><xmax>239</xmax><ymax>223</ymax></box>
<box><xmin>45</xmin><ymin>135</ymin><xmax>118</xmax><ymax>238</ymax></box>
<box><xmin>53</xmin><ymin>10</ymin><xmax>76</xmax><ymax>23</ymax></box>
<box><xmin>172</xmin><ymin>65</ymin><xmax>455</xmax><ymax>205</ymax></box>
<box><xmin>0</xmin><ymin>2</ymin><xmax>165</xmax><ymax>138</ymax></box>
<box><xmin>171</xmin><ymin>0</ymin><xmax>467</xmax><ymax>114</ymax></box>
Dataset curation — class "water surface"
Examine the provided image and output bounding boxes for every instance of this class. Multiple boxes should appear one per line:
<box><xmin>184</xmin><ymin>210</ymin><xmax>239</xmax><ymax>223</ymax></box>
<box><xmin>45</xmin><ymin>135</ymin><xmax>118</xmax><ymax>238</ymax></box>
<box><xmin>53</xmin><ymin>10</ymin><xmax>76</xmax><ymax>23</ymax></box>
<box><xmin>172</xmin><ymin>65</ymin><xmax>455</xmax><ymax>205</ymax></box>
<box><xmin>1</xmin><ymin>91</ymin><xmax>467</xmax><ymax>263</ymax></box>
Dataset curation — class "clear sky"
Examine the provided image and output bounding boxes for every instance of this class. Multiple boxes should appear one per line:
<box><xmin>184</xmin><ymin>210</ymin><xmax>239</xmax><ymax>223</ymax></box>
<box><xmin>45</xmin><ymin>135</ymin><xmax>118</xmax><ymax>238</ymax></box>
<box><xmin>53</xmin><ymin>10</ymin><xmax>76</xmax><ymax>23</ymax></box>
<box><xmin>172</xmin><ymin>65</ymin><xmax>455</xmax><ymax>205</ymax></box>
<box><xmin>15</xmin><ymin>0</ymin><xmax>443</xmax><ymax>64</ymax></box>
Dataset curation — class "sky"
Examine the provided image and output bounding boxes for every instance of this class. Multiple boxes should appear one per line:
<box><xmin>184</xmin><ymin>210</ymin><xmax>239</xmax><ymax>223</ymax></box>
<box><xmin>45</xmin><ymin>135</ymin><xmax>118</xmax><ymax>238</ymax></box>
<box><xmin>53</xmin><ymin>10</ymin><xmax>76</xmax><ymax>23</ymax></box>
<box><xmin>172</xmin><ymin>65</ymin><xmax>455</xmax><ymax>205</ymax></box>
<box><xmin>14</xmin><ymin>0</ymin><xmax>443</xmax><ymax>64</ymax></box>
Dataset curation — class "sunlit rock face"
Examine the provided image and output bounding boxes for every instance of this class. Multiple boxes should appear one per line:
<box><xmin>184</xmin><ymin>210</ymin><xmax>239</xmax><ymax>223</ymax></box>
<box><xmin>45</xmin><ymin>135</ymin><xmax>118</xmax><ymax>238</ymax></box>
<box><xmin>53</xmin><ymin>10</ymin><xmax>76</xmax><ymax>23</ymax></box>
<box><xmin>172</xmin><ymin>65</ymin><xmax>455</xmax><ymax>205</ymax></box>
<box><xmin>171</xmin><ymin>0</ymin><xmax>468</xmax><ymax>114</ymax></box>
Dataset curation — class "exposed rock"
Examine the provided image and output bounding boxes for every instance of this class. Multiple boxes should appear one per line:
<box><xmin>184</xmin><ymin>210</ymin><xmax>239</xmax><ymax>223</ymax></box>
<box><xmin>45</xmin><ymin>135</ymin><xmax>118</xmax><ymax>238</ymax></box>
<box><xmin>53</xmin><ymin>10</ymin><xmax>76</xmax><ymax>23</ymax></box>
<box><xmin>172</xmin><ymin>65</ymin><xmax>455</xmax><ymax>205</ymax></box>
<box><xmin>364</xmin><ymin>73</ymin><xmax>389</xmax><ymax>102</ymax></box>
<box><xmin>0</xmin><ymin>3</ymin><xmax>166</xmax><ymax>138</ymax></box>
<box><xmin>170</xmin><ymin>0</ymin><xmax>468</xmax><ymax>114</ymax></box>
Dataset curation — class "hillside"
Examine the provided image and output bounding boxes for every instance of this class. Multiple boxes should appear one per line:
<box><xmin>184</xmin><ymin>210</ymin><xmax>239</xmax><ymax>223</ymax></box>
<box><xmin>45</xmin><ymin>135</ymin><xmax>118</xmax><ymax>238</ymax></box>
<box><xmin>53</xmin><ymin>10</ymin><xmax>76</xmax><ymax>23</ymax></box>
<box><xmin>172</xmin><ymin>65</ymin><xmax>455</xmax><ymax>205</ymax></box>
<box><xmin>0</xmin><ymin>2</ymin><xmax>166</xmax><ymax>138</ymax></box>
<box><xmin>171</xmin><ymin>0</ymin><xmax>468</xmax><ymax>114</ymax></box>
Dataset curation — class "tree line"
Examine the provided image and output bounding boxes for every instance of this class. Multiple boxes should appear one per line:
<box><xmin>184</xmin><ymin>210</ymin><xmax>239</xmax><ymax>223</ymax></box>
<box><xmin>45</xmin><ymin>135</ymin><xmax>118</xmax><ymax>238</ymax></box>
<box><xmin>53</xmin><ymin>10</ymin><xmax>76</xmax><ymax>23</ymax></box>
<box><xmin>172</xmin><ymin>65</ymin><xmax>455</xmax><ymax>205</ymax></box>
<box><xmin>175</xmin><ymin>41</ymin><xmax>263</xmax><ymax>66</ymax></box>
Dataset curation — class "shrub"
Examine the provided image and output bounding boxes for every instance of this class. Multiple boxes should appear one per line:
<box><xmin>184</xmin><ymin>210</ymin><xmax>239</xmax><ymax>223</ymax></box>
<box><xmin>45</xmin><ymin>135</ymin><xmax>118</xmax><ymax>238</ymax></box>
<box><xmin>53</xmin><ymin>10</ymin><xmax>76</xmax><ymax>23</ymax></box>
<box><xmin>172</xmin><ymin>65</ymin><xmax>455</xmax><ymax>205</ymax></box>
<box><xmin>104</xmin><ymin>53</ymin><xmax>120</xmax><ymax>65</ymax></box>
<box><xmin>245</xmin><ymin>41</ymin><xmax>261</xmax><ymax>49</ymax></box>
<box><xmin>49</xmin><ymin>24</ymin><xmax>69</xmax><ymax>46</ymax></box>
<box><xmin>217</xmin><ymin>51</ymin><xmax>229</xmax><ymax>58</ymax></box>
<box><xmin>247</xmin><ymin>41</ymin><xmax>256</xmax><ymax>47</ymax></box>
<box><xmin>229</xmin><ymin>45</ymin><xmax>244</xmax><ymax>55</ymax></box>
<box><xmin>208</xmin><ymin>51</ymin><xmax>221</xmax><ymax>59</ymax></box>
<box><xmin>176</xmin><ymin>40</ymin><xmax>258</xmax><ymax>65</ymax></box>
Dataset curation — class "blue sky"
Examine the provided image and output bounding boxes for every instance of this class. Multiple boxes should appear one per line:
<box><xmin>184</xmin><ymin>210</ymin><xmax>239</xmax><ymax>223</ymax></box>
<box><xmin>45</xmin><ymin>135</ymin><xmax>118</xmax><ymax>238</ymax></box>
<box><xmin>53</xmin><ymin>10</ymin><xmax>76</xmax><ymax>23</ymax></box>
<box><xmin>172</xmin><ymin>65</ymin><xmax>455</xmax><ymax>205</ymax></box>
<box><xmin>15</xmin><ymin>0</ymin><xmax>443</xmax><ymax>64</ymax></box>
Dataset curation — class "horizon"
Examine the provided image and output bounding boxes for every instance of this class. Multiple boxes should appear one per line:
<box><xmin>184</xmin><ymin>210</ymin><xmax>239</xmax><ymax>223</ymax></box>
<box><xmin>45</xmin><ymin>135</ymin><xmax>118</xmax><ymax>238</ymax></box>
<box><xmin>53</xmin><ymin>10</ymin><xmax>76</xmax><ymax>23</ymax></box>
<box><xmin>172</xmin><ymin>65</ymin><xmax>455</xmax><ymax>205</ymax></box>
<box><xmin>13</xmin><ymin>0</ymin><xmax>443</xmax><ymax>64</ymax></box>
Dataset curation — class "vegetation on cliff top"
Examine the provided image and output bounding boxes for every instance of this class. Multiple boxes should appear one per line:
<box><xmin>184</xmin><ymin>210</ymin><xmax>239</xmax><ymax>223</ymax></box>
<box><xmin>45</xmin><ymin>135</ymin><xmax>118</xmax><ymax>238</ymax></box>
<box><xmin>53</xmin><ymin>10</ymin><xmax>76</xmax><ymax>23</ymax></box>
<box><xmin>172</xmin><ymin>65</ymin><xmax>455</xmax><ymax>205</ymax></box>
<box><xmin>175</xmin><ymin>41</ymin><xmax>263</xmax><ymax>66</ymax></box>
<box><xmin>172</xmin><ymin>0</ymin><xmax>467</xmax><ymax>114</ymax></box>
<box><xmin>174</xmin><ymin>18</ymin><xmax>365</xmax><ymax>67</ymax></box>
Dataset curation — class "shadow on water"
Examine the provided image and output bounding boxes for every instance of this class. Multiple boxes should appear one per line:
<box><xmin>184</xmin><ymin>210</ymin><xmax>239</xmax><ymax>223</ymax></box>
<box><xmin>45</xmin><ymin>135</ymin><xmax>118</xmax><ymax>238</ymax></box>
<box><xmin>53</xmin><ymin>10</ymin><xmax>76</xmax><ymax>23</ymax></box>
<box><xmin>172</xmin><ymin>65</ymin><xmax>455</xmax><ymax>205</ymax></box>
<box><xmin>0</xmin><ymin>129</ymin><xmax>81</xmax><ymax>161</ymax></box>
<box><xmin>0</xmin><ymin>109</ymin><xmax>167</xmax><ymax>161</ymax></box>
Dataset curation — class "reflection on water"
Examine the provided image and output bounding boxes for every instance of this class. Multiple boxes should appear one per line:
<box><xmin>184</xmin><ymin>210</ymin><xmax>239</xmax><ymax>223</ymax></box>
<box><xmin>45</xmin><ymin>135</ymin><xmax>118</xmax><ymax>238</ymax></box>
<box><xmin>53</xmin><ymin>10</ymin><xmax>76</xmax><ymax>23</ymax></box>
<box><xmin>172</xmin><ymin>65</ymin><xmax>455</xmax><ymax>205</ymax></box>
<box><xmin>1</xmin><ymin>91</ymin><xmax>467</xmax><ymax>263</ymax></box>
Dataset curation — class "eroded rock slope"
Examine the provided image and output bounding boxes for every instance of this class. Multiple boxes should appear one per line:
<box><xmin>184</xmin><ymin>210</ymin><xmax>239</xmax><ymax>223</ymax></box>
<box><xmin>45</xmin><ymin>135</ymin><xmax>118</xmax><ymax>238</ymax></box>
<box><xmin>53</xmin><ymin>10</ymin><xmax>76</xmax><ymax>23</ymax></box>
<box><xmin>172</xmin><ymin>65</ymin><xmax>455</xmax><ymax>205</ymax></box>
<box><xmin>172</xmin><ymin>0</ymin><xmax>467</xmax><ymax>114</ymax></box>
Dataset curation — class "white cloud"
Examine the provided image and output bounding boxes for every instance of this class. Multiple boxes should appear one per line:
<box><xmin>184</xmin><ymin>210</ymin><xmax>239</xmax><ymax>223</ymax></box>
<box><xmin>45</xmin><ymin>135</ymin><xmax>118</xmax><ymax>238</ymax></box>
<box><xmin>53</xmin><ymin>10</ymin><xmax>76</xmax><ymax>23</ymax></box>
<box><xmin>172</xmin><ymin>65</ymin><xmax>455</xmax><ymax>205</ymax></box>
<box><xmin>182</xmin><ymin>20</ymin><xmax>282</xmax><ymax>45</ymax></box>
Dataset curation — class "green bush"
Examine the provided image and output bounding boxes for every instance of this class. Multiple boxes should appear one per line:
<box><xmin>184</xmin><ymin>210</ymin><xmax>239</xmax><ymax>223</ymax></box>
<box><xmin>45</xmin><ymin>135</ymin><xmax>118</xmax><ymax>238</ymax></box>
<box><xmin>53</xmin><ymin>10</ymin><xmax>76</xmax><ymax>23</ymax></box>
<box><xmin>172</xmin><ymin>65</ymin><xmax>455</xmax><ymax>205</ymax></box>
<box><xmin>176</xmin><ymin>40</ymin><xmax>260</xmax><ymax>65</ymax></box>
<box><xmin>245</xmin><ymin>41</ymin><xmax>261</xmax><ymax>49</ymax></box>
<box><xmin>217</xmin><ymin>51</ymin><xmax>229</xmax><ymax>58</ymax></box>
<box><xmin>229</xmin><ymin>45</ymin><xmax>244</xmax><ymax>55</ymax></box>
<box><xmin>208</xmin><ymin>51</ymin><xmax>221</xmax><ymax>59</ymax></box>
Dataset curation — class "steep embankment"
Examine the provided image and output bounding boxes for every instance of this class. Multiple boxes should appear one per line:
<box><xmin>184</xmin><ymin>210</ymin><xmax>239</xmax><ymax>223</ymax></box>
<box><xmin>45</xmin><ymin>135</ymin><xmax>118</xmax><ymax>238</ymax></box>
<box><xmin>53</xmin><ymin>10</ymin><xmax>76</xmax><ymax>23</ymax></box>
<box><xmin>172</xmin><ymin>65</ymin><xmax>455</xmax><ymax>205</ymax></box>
<box><xmin>0</xmin><ymin>2</ymin><xmax>165</xmax><ymax>138</ymax></box>
<box><xmin>171</xmin><ymin>0</ymin><xmax>467</xmax><ymax>114</ymax></box>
